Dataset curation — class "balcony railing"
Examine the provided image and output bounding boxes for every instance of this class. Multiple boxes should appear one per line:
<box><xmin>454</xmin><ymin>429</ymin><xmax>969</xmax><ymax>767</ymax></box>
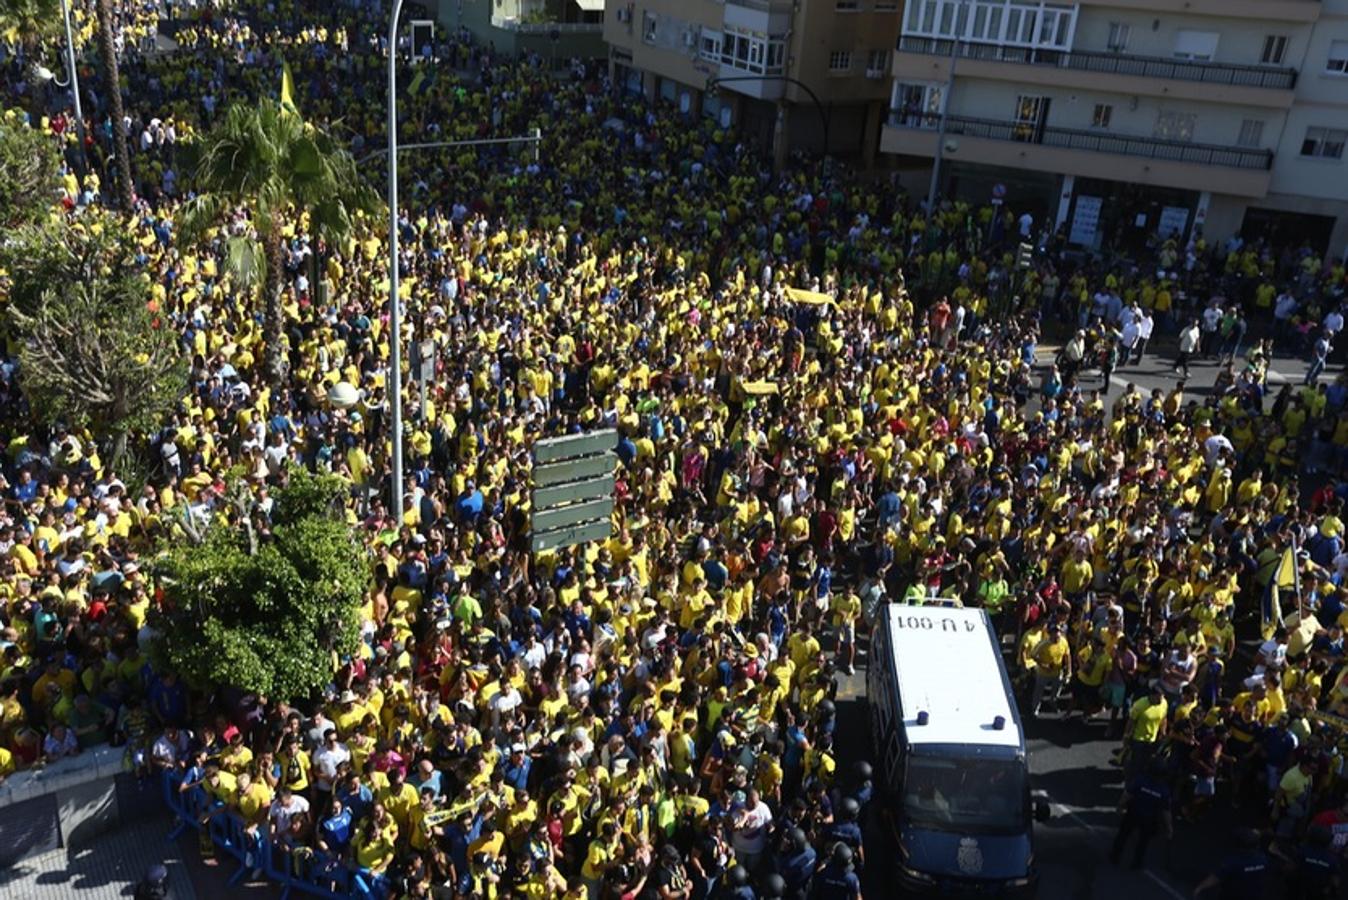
<box><xmin>886</xmin><ymin>111</ymin><xmax>1275</xmax><ymax>170</ymax></box>
<box><xmin>897</xmin><ymin>36</ymin><xmax>1298</xmax><ymax>90</ymax></box>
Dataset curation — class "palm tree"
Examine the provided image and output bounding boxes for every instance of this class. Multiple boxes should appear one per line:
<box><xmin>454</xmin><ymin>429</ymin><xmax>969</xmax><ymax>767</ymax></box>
<box><xmin>0</xmin><ymin>0</ymin><xmax>61</xmax><ymax>55</ymax></box>
<box><xmin>1</xmin><ymin>0</ymin><xmax>132</xmax><ymax>207</ymax></box>
<box><xmin>179</xmin><ymin>100</ymin><xmax>377</xmax><ymax>387</ymax></box>
<box><xmin>92</xmin><ymin>0</ymin><xmax>132</xmax><ymax>207</ymax></box>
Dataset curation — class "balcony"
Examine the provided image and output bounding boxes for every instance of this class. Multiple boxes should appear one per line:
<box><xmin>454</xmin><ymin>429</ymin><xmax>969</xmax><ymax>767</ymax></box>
<box><xmin>881</xmin><ymin>111</ymin><xmax>1274</xmax><ymax>197</ymax></box>
<box><xmin>1071</xmin><ymin>0</ymin><xmax>1319</xmax><ymax>22</ymax></box>
<box><xmin>898</xmin><ymin>37</ymin><xmax>1297</xmax><ymax>90</ymax></box>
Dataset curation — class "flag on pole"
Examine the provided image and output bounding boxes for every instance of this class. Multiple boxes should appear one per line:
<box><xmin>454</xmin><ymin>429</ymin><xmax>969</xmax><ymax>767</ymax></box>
<box><xmin>280</xmin><ymin>63</ymin><xmax>299</xmax><ymax>117</ymax></box>
<box><xmin>1261</xmin><ymin>544</ymin><xmax>1298</xmax><ymax>635</ymax></box>
<box><xmin>407</xmin><ymin>69</ymin><xmax>428</xmax><ymax>96</ymax></box>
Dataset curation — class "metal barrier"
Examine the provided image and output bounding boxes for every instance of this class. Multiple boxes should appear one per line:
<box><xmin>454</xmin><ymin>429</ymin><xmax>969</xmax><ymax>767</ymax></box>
<box><xmin>162</xmin><ymin>772</ymin><xmax>381</xmax><ymax>899</ymax></box>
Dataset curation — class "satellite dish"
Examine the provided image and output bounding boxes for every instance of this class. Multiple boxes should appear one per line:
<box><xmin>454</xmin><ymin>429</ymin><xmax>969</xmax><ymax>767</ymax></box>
<box><xmin>327</xmin><ymin>381</ymin><xmax>360</xmax><ymax>409</ymax></box>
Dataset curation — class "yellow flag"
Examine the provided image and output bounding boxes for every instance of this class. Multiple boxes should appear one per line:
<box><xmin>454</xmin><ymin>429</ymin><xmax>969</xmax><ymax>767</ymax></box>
<box><xmin>1275</xmin><ymin>546</ymin><xmax>1297</xmax><ymax>589</ymax></box>
<box><xmin>280</xmin><ymin>63</ymin><xmax>299</xmax><ymax>117</ymax></box>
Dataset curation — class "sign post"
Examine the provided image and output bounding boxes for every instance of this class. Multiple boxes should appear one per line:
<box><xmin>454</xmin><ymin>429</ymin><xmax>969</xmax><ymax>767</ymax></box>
<box><xmin>529</xmin><ymin>429</ymin><xmax>617</xmax><ymax>554</ymax></box>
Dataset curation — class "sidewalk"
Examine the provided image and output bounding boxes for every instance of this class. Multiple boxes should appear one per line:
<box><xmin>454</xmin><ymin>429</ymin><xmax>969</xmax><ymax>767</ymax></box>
<box><xmin>0</xmin><ymin>811</ymin><xmax>280</xmax><ymax>900</ymax></box>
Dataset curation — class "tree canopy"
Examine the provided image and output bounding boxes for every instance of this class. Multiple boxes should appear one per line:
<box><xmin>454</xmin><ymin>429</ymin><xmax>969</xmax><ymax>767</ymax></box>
<box><xmin>6</xmin><ymin>217</ymin><xmax>187</xmax><ymax>467</ymax></box>
<box><xmin>0</xmin><ymin>119</ymin><xmax>61</xmax><ymax>229</ymax></box>
<box><xmin>150</xmin><ymin>468</ymin><xmax>368</xmax><ymax>702</ymax></box>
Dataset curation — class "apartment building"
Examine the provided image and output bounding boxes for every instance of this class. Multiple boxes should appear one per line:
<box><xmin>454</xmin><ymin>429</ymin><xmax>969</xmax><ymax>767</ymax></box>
<box><xmin>602</xmin><ymin>0</ymin><xmax>903</xmax><ymax>161</ymax></box>
<box><xmin>881</xmin><ymin>0</ymin><xmax>1348</xmax><ymax>254</ymax></box>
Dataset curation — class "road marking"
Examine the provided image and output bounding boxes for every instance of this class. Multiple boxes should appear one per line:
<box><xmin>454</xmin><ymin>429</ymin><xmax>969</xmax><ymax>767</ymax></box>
<box><xmin>1050</xmin><ymin>803</ymin><xmax>1190</xmax><ymax>900</ymax></box>
<box><xmin>1144</xmin><ymin>870</ymin><xmax>1189</xmax><ymax>900</ymax></box>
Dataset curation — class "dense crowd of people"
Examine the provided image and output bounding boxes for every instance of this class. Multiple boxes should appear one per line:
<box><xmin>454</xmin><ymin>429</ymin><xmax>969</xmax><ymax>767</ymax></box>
<box><xmin>4</xmin><ymin>1</ymin><xmax>1348</xmax><ymax>898</ymax></box>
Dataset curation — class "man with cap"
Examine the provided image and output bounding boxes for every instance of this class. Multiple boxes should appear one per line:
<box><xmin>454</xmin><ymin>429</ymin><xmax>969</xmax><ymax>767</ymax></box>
<box><xmin>133</xmin><ymin>864</ymin><xmax>170</xmax><ymax>900</ymax></box>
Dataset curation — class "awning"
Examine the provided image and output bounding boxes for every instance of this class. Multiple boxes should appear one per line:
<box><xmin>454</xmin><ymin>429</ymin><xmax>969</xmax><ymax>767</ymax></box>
<box><xmin>574</xmin><ymin>0</ymin><xmax>604</xmax><ymax>10</ymax></box>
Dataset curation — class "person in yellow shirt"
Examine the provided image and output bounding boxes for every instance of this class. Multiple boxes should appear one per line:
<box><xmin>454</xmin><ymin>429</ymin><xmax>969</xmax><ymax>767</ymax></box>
<box><xmin>1030</xmin><ymin>623</ymin><xmax>1072</xmax><ymax>717</ymax></box>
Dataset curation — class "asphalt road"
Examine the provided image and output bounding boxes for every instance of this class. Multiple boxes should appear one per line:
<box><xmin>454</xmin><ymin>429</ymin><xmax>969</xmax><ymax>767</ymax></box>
<box><xmin>830</xmin><ymin>339</ymin><xmax>1342</xmax><ymax>900</ymax></box>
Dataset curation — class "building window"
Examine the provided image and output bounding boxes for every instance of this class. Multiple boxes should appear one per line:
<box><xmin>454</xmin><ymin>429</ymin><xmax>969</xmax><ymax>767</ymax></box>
<box><xmin>1237</xmin><ymin>119</ymin><xmax>1264</xmax><ymax>147</ymax></box>
<box><xmin>700</xmin><ymin>29</ymin><xmax>722</xmax><ymax>62</ymax></box>
<box><xmin>1327</xmin><ymin>39</ymin><xmax>1348</xmax><ymax>74</ymax></box>
<box><xmin>641</xmin><ymin>11</ymin><xmax>657</xmax><ymax>44</ymax></box>
<box><xmin>829</xmin><ymin>50</ymin><xmax>853</xmax><ymax>72</ymax></box>
<box><xmin>867</xmin><ymin>49</ymin><xmax>889</xmax><ymax>75</ymax></box>
<box><xmin>720</xmin><ymin>27</ymin><xmax>788</xmax><ymax>75</ymax></box>
<box><xmin>875</xmin><ymin>0</ymin><xmax>898</xmax><ymax>8</ymax></box>
<box><xmin>1172</xmin><ymin>30</ymin><xmax>1218</xmax><ymax>62</ymax></box>
<box><xmin>1106</xmin><ymin>22</ymin><xmax>1130</xmax><ymax>52</ymax></box>
<box><xmin>1154</xmin><ymin>110</ymin><xmax>1197</xmax><ymax>141</ymax></box>
<box><xmin>836</xmin><ymin>0</ymin><xmax>861</xmax><ymax>10</ymax></box>
<box><xmin>1091</xmin><ymin>104</ymin><xmax>1112</xmax><ymax>128</ymax></box>
<box><xmin>892</xmin><ymin>81</ymin><xmax>943</xmax><ymax>127</ymax></box>
<box><xmin>1260</xmin><ymin>35</ymin><xmax>1287</xmax><ymax>65</ymax></box>
<box><xmin>1301</xmin><ymin>127</ymin><xmax>1347</xmax><ymax>160</ymax></box>
<box><xmin>903</xmin><ymin>0</ymin><xmax>1075</xmax><ymax>51</ymax></box>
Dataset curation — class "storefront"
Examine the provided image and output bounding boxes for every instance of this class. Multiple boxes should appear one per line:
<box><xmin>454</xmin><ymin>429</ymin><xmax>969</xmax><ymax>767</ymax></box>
<box><xmin>1061</xmin><ymin>178</ymin><xmax>1198</xmax><ymax>255</ymax></box>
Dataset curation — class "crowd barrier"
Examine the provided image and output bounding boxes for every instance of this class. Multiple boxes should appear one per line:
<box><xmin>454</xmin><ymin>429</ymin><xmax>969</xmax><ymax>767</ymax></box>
<box><xmin>162</xmin><ymin>771</ymin><xmax>383</xmax><ymax>899</ymax></box>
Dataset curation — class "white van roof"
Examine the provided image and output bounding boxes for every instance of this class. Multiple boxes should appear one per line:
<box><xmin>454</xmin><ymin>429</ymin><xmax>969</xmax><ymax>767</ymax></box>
<box><xmin>885</xmin><ymin>604</ymin><xmax>1022</xmax><ymax>751</ymax></box>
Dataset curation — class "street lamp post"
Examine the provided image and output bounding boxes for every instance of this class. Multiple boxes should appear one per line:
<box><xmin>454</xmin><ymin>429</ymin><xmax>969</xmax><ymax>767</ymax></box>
<box><xmin>387</xmin><ymin>0</ymin><xmax>406</xmax><ymax>527</ymax></box>
<box><xmin>38</xmin><ymin>0</ymin><xmax>90</xmax><ymax>178</ymax></box>
<box><xmin>924</xmin><ymin>34</ymin><xmax>962</xmax><ymax>222</ymax></box>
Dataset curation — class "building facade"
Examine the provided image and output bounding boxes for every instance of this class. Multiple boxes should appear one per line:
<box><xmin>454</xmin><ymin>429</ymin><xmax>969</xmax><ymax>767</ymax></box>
<box><xmin>441</xmin><ymin>0</ymin><xmax>606</xmax><ymax>61</ymax></box>
<box><xmin>602</xmin><ymin>0</ymin><xmax>903</xmax><ymax>161</ymax></box>
<box><xmin>881</xmin><ymin>0</ymin><xmax>1348</xmax><ymax>254</ymax></box>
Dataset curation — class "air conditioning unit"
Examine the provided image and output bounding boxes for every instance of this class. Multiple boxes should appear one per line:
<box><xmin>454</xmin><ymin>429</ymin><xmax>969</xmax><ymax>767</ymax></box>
<box><xmin>616</xmin><ymin>7</ymin><xmax>630</xmax><ymax>22</ymax></box>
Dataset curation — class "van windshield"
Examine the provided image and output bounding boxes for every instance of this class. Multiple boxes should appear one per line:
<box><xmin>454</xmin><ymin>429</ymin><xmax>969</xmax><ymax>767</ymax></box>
<box><xmin>903</xmin><ymin>756</ymin><xmax>1026</xmax><ymax>833</ymax></box>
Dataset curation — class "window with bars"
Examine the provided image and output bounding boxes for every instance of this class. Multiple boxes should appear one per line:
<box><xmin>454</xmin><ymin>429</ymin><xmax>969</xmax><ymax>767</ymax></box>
<box><xmin>829</xmin><ymin>50</ymin><xmax>853</xmax><ymax>71</ymax></box>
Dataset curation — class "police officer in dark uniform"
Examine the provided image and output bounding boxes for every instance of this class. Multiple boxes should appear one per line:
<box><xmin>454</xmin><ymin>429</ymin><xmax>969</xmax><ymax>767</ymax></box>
<box><xmin>1271</xmin><ymin>824</ymin><xmax>1339</xmax><ymax>900</ymax></box>
<box><xmin>823</xmin><ymin>799</ymin><xmax>866</xmax><ymax>871</ymax></box>
<box><xmin>718</xmin><ymin>865</ymin><xmax>757</xmax><ymax>900</ymax></box>
<box><xmin>812</xmin><ymin>844</ymin><xmax>862</xmax><ymax>900</ymax></box>
<box><xmin>1194</xmin><ymin>829</ymin><xmax>1270</xmax><ymax>900</ymax></box>
<box><xmin>774</xmin><ymin>827</ymin><xmax>817</xmax><ymax>900</ymax></box>
<box><xmin>1109</xmin><ymin>759</ymin><xmax>1173</xmax><ymax>869</ymax></box>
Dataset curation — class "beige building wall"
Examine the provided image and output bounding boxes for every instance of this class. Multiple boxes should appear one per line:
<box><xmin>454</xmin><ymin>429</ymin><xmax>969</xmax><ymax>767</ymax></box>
<box><xmin>881</xmin><ymin>0</ymin><xmax>1348</xmax><ymax>252</ymax></box>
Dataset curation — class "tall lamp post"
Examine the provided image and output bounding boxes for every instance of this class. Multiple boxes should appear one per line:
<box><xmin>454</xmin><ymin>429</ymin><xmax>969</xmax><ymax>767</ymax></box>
<box><xmin>35</xmin><ymin>0</ymin><xmax>90</xmax><ymax>178</ymax></box>
<box><xmin>387</xmin><ymin>0</ymin><xmax>406</xmax><ymax>526</ymax></box>
<box><xmin>924</xmin><ymin>4</ymin><xmax>970</xmax><ymax>222</ymax></box>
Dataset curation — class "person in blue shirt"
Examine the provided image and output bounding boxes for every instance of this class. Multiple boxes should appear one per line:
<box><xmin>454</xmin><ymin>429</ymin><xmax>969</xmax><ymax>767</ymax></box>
<box><xmin>335</xmin><ymin>772</ymin><xmax>373</xmax><ymax>825</ymax></box>
<box><xmin>501</xmin><ymin>743</ymin><xmax>531</xmax><ymax>792</ymax></box>
<box><xmin>147</xmin><ymin>672</ymin><xmax>188</xmax><ymax>728</ymax></box>
<box><xmin>1109</xmin><ymin>761</ymin><xmax>1173</xmax><ymax>869</ymax></box>
<box><xmin>317</xmin><ymin>795</ymin><xmax>354</xmax><ymax>858</ymax></box>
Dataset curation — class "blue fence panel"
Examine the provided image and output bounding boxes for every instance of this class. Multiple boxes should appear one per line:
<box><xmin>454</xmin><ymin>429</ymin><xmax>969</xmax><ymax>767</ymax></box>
<box><xmin>160</xmin><ymin>772</ymin><xmax>384</xmax><ymax>900</ymax></box>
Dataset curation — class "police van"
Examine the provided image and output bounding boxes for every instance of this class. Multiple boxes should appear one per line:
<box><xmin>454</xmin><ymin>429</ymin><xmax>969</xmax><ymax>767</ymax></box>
<box><xmin>867</xmin><ymin>604</ymin><xmax>1048</xmax><ymax>895</ymax></box>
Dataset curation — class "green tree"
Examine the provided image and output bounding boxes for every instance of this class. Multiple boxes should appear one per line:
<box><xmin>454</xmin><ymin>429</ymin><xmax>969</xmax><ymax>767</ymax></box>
<box><xmin>7</xmin><ymin>221</ymin><xmax>186</xmax><ymax>468</ymax></box>
<box><xmin>178</xmin><ymin>100</ymin><xmax>377</xmax><ymax>387</ymax></box>
<box><xmin>150</xmin><ymin>468</ymin><xmax>368</xmax><ymax>701</ymax></box>
<box><xmin>0</xmin><ymin>0</ymin><xmax>63</xmax><ymax>54</ymax></box>
<box><xmin>0</xmin><ymin>119</ymin><xmax>61</xmax><ymax>228</ymax></box>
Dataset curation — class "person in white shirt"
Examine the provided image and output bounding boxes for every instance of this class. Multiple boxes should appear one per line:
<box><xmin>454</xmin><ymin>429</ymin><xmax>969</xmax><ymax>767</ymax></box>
<box><xmin>1174</xmin><ymin>319</ymin><xmax>1201</xmax><ymax>378</ymax></box>
<box><xmin>268</xmin><ymin>788</ymin><xmax>311</xmax><ymax>838</ymax></box>
<box><xmin>311</xmin><ymin>728</ymin><xmax>350</xmax><ymax>796</ymax></box>
<box><xmin>1133</xmin><ymin>311</ymin><xmax>1155</xmax><ymax>364</ymax></box>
